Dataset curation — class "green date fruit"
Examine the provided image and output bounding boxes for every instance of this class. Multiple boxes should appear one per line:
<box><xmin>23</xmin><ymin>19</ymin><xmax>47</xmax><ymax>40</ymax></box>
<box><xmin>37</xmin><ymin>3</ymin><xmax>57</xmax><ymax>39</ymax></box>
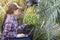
<box><xmin>23</xmin><ymin>6</ymin><xmax>39</xmax><ymax>26</ymax></box>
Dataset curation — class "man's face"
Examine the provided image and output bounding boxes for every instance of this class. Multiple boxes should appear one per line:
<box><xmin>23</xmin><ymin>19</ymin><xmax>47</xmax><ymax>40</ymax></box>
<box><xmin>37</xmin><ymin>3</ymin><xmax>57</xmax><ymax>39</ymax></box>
<box><xmin>14</xmin><ymin>9</ymin><xmax>19</xmax><ymax>16</ymax></box>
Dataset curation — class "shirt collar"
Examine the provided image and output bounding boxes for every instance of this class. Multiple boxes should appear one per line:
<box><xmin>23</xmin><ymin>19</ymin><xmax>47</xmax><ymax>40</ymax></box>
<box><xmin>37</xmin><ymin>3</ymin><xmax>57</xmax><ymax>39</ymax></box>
<box><xmin>7</xmin><ymin>14</ymin><xmax>16</xmax><ymax>20</ymax></box>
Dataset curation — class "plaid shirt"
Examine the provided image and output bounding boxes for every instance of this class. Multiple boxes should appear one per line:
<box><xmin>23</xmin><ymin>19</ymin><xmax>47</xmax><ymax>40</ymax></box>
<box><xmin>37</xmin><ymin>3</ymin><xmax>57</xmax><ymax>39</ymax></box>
<box><xmin>1</xmin><ymin>14</ymin><xmax>26</xmax><ymax>40</ymax></box>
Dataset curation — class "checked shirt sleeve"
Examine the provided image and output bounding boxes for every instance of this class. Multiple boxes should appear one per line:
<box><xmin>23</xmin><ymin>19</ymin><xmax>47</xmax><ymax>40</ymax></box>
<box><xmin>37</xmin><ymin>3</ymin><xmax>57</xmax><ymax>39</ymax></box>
<box><xmin>1</xmin><ymin>22</ymin><xmax>13</xmax><ymax>40</ymax></box>
<box><xmin>18</xmin><ymin>24</ymin><xmax>26</xmax><ymax>30</ymax></box>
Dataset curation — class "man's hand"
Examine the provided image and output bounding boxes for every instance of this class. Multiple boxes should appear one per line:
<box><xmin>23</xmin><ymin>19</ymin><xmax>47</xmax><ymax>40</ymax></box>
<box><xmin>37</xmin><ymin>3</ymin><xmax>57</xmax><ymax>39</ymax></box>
<box><xmin>24</xmin><ymin>24</ymin><xmax>27</xmax><ymax>26</ymax></box>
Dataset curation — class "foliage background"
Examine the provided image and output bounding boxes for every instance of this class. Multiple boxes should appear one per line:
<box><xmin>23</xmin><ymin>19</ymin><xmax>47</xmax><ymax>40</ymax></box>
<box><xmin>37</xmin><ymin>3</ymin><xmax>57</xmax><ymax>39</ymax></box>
<box><xmin>0</xmin><ymin>0</ymin><xmax>60</xmax><ymax>40</ymax></box>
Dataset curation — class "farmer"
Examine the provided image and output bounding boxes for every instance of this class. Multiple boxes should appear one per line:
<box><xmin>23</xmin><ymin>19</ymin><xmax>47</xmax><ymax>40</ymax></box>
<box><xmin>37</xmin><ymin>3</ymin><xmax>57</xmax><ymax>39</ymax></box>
<box><xmin>1</xmin><ymin>2</ymin><xmax>26</xmax><ymax>40</ymax></box>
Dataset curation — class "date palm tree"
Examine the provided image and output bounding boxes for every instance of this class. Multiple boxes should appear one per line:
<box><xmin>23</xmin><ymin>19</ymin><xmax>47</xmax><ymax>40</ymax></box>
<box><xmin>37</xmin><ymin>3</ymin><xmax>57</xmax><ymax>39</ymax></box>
<box><xmin>33</xmin><ymin>0</ymin><xmax>60</xmax><ymax>40</ymax></box>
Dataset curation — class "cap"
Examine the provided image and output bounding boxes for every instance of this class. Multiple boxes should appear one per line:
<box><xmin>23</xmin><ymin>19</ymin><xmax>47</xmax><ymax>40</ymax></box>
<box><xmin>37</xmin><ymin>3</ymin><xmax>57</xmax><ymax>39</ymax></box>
<box><xmin>7</xmin><ymin>2</ymin><xmax>22</xmax><ymax>9</ymax></box>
